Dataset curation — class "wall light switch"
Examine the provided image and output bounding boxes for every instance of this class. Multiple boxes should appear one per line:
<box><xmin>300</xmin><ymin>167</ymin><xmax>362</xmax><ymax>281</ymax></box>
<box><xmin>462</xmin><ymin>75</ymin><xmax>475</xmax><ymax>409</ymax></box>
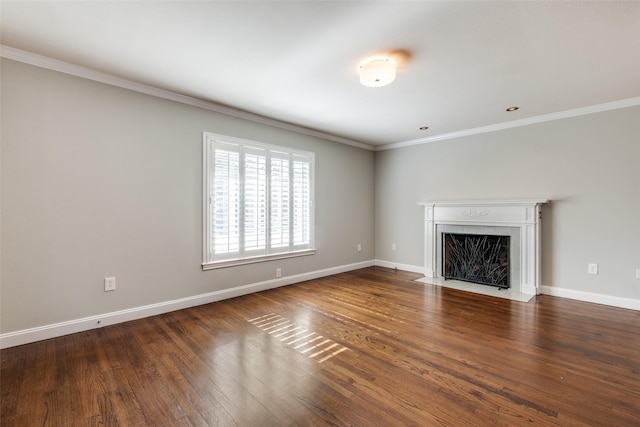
<box><xmin>588</xmin><ymin>264</ymin><xmax>598</xmax><ymax>275</ymax></box>
<box><xmin>636</xmin><ymin>268</ymin><xmax>640</xmax><ymax>280</ymax></box>
<box><xmin>391</xmin><ymin>243</ymin><xmax>397</xmax><ymax>251</ymax></box>
<box><xmin>357</xmin><ymin>244</ymin><xmax>362</xmax><ymax>252</ymax></box>
<box><xmin>104</xmin><ymin>277</ymin><xmax>116</xmax><ymax>292</ymax></box>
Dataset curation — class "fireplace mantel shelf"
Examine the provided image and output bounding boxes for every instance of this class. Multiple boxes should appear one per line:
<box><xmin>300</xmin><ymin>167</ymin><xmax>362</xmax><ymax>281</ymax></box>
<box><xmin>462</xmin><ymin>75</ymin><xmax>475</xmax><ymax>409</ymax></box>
<box><xmin>418</xmin><ymin>199</ymin><xmax>549</xmax><ymax>207</ymax></box>
<box><xmin>418</xmin><ymin>199</ymin><xmax>548</xmax><ymax>298</ymax></box>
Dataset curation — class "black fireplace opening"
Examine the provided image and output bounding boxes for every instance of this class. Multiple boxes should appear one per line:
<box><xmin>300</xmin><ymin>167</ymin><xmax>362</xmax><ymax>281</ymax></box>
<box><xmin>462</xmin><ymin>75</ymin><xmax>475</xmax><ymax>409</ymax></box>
<box><xmin>442</xmin><ymin>233</ymin><xmax>510</xmax><ymax>289</ymax></box>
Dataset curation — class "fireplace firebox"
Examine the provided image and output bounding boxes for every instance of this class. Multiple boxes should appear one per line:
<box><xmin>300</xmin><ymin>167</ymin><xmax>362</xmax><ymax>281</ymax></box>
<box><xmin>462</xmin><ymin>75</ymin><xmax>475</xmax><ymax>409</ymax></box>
<box><xmin>442</xmin><ymin>233</ymin><xmax>510</xmax><ymax>289</ymax></box>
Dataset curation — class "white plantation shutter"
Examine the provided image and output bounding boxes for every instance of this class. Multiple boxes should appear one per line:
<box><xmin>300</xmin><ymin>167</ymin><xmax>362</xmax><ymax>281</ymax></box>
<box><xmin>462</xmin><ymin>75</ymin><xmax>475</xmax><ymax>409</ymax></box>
<box><xmin>212</xmin><ymin>144</ymin><xmax>240</xmax><ymax>258</ymax></box>
<box><xmin>292</xmin><ymin>156</ymin><xmax>311</xmax><ymax>246</ymax></box>
<box><xmin>243</xmin><ymin>148</ymin><xmax>267</xmax><ymax>254</ymax></box>
<box><xmin>270</xmin><ymin>154</ymin><xmax>290</xmax><ymax>251</ymax></box>
<box><xmin>203</xmin><ymin>133</ymin><xmax>315</xmax><ymax>269</ymax></box>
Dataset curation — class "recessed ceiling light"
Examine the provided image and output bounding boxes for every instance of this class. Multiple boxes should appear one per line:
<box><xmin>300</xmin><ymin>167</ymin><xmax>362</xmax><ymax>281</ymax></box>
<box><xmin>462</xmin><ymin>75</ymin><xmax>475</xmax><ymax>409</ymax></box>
<box><xmin>506</xmin><ymin>106</ymin><xmax>519</xmax><ymax>112</ymax></box>
<box><xmin>419</xmin><ymin>126</ymin><xmax>429</xmax><ymax>130</ymax></box>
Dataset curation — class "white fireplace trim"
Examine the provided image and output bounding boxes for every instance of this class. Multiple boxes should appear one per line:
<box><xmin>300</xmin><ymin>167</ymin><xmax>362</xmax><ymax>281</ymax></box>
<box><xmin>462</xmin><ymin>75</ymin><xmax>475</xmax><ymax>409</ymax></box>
<box><xmin>418</xmin><ymin>200</ymin><xmax>548</xmax><ymax>296</ymax></box>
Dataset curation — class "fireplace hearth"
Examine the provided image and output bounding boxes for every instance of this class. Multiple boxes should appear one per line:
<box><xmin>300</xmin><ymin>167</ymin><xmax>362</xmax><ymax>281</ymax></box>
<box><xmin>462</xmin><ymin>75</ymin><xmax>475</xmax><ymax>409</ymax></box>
<box><xmin>443</xmin><ymin>233</ymin><xmax>510</xmax><ymax>289</ymax></box>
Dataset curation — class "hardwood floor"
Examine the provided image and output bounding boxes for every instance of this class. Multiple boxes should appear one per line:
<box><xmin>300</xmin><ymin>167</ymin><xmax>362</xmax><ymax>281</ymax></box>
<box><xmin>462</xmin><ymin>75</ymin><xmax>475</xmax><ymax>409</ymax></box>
<box><xmin>2</xmin><ymin>267</ymin><xmax>639</xmax><ymax>426</ymax></box>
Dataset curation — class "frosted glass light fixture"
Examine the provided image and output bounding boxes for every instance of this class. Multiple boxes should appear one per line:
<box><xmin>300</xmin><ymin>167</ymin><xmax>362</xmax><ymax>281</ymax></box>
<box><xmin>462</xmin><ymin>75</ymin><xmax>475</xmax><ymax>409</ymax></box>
<box><xmin>359</xmin><ymin>58</ymin><xmax>396</xmax><ymax>87</ymax></box>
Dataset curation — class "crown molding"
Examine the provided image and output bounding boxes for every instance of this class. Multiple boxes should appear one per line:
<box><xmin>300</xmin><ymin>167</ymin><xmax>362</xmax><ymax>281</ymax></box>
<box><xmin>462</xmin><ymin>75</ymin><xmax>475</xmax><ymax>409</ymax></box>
<box><xmin>376</xmin><ymin>97</ymin><xmax>640</xmax><ymax>151</ymax></box>
<box><xmin>3</xmin><ymin>45</ymin><xmax>637</xmax><ymax>153</ymax></box>
<box><xmin>0</xmin><ymin>45</ymin><xmax>375</xmax><ymax>151</ymax></box>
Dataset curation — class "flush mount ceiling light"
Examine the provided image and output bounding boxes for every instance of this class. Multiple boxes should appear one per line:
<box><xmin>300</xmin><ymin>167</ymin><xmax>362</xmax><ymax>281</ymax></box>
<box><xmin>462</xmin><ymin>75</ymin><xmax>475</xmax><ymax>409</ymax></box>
<box><xmin>506</xmin><ymin>106</ymin><xmax>519</xmax><ymax>112</ymax></box>
<box><xmin>359</xmin><ymin>58</ymin><xmax>396</xmax><ymax>87</ymax></box>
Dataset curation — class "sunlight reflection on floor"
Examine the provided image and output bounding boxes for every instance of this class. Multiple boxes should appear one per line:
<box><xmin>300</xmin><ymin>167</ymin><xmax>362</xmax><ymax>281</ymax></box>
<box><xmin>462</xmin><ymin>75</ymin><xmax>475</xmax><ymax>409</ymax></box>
<box><xmin>247</xmin><ymin>313</ymin><xmax>349</xmax><ymax>363</ymax></box>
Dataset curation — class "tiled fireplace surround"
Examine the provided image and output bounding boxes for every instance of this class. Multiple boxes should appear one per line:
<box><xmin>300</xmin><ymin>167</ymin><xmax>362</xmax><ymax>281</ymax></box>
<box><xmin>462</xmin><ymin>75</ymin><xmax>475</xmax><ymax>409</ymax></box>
<box><xmin>418</xmin><ymin>200</ymin><xmax>548</xmax><ymax>300</ymax></box>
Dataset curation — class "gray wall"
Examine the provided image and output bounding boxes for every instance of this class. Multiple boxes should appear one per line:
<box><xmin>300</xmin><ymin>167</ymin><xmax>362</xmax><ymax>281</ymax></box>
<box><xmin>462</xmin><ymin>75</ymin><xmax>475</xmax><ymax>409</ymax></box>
<box><xmin>2</xmin><ymin>56</ymin><xmax>638</xmax><ymax>336</ymax></box>
<box><xmin>1</xmin><ymin>59</ymin><xmax>375</xmax><ymax>333</ymax></box>
<box><xmin>375</xmin><ymin>106</ymin><xmax>640</xmax><ymax>300</ymax></box>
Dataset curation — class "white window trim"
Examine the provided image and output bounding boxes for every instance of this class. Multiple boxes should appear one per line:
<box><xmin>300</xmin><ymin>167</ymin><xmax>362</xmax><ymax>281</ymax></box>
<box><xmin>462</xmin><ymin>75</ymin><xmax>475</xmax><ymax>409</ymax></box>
<box><xmin>202</xmin><ymin>249</ymin><xmax>316</xmax><ymax>271</ymax></box>
<box><xmin>202</xmin><ymin>132</ymin><xmax>316</xmax><ymax>270</ymax></box>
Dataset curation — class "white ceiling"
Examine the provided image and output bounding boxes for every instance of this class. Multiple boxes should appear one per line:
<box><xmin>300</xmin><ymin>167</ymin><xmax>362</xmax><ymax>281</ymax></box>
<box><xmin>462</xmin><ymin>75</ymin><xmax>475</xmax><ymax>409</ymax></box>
<box><xmin>1</xmin><ymin>1</ymin><xmax>639</xmax><ymax>149</ymax></box>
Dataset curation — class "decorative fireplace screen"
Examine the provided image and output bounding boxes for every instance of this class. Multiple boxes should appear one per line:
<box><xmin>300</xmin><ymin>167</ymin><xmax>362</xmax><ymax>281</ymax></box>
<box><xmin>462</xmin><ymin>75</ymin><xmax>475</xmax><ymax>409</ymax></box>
<box><xmin>442</xmin><ymin>233</ymin><xmax>510</xmax><ymax>289</ymax></box>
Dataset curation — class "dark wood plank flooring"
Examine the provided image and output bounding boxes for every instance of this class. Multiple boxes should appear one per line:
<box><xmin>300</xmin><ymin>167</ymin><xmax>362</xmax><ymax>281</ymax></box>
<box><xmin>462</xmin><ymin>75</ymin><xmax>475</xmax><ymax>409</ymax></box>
<box><xmin>2</xmin><ymin>267</ymin><xmax>639</xmax><ymax>426</ymax></box>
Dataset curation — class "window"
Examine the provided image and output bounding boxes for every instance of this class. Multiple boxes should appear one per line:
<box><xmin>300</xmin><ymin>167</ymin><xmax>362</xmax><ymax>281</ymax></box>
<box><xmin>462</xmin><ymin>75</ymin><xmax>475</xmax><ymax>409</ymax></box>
<box><xmin>202</xmin><ymin>132</ymin><xmax>315</xmax><ymax>269</ymax></box>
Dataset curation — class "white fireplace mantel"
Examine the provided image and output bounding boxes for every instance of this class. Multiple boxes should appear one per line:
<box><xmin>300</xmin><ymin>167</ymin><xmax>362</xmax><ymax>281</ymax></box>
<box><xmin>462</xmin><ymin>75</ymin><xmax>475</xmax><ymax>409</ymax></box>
<box><xmin>418</xmin><ymin>199</ymin><xmax>548</xmax><ymax>296</ymax></box>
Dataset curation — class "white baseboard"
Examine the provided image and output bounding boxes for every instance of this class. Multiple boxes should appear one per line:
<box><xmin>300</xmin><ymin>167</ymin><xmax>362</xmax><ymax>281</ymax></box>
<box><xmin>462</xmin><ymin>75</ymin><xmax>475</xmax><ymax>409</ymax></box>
<box><xmin>374</xmin><ymin>259</ymin><xmax>639</xmax><ymax>311</ymax></box>
<box><xmin>375</xmin><ymin>260</ymin><xmax>639</xmax><ymax>311</ymax></box>
<box><xmin>0</xmin><ymin>260</ymin><xmax>375</xmax><ymax>349</ymax></box>
<box><xmin>5</xmin><ymin>261</ymin><xmax>635</xmax><ymax>349</ymax></box>
<box><xmin>374</xmin><ymin>259</ymin><xmax>424</xmax><ymax>274</ymax></box>
<box><xmin>540</xmin><ymin>285</ymin><xmax>640</xmax><ymax>311</ymax></box>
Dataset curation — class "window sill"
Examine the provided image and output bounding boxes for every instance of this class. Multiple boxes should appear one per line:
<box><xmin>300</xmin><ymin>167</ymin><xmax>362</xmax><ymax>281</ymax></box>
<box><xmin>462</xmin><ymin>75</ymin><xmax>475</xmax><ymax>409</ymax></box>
<box><xmin>202</xmin><ymin>249</ymin><xmax>316</xmax><ymax>271</ymax></box>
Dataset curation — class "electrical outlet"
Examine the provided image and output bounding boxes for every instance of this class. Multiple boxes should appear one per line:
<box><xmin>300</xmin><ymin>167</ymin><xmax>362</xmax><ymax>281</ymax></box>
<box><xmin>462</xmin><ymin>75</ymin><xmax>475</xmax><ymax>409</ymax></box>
<box><xmin>391</xmin><ymin>243</ymin><xmax>396</xmax><ymax>251</ymax></box>
<box><xmin>104</xmin><ymin>277</ymin><xmax>116</xmax><ymax>292</ymax></box>
<box><xmin>357</xmin><ymin>243</ymin><xmax>362</xmax><ymax>252</ymax></box>
<box><xmin>636</xmin><ymin>268</ymin><xmax>640</xmax><ymax>280</ymax></box>
<box><xmin>588</xmin><ymin>264</ymin><xmax>598</xmax><ymax>275</ymax></box>
<box><xmin>276</xmin><ymin>268</ymin><xmax>282</xmax><ymax>278</ymax></box>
